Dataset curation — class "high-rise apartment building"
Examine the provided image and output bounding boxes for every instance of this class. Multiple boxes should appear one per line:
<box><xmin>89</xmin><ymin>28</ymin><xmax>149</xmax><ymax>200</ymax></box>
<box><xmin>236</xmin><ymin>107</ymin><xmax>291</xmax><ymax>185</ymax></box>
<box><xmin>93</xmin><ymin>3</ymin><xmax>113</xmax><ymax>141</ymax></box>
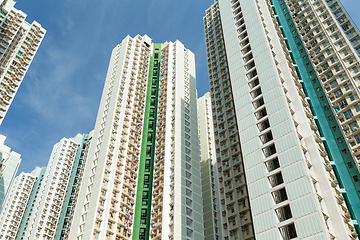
<box><xmin>54</xmin><ymin>132</ymin><xmax>92</xmax><ymax>240</ymax></box>
<box><xmin>69</xmin><ymin>34</ymin><xmax>203</xmax><ymax>240</ymax></box>
<box><xmin>16</xmin><ymin>133</ymin><xmax>90</xmax><ymax>240</ymax></box>
<box><xmin>198</xmin><ymin>92</ymin><xmax>220</xmax><ymax>240</ymax></box>
<box><xmin>15</xmin><ymin>166</ymin><xmax>47</xmax><ymax>239</ymax></box>
<box><xmin>273</xmin><ymin>0</ymin><xmax>360</xmax><ymax>228</ymax></box>
<box><xmin>204</xmin><ymin>0</ymin><xmax>360</xmax><ymax>239</ymax></box>
<box><xmin>0</xmin><ymin>172</ymin><xmax>36</xmax><ymax>239</ymax></box>
<box><xmin>0</xmin><ymin>134</ymin><xmax>21</xmax><ymax>212</ymax></box>
<box><xmin>0</xmin><ymin>0</ymin><xmax>45</xmax><ymax>125</ymax></box>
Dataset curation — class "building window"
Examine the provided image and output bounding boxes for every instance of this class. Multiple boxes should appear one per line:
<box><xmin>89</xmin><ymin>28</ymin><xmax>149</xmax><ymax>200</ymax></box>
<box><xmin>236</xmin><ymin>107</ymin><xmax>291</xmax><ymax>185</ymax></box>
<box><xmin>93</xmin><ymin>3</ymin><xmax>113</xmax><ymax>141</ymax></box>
<box><xmin>268</xmin><ymin>172</ymin><xmax>284</xmax><ymax>187</ymax></box>
<box><xmin>353</xmin><ymin>176</ymin><xmax>359</xmax><ymax>182</ymax></box>
<box><xmin>355</xmin><ymin>134</ymin><xmax>360</xmax><ymax>144</ymax></box>
<box><xmin>326</xmin><ymin>71</ymin><xmax>333</xmax><ymax>79</ymax></box>
<box><xmin>330</xmin><ymin>80</ymin><xmax>338</xmax><ymax>88</ymax></box>
<box><xmin>355</xmin><ymin>105</ymin><xmax>360</xmax><ymax>112</ymax></box>
<box><xmin>94</xmin><ymin>231</ymin><xmax>100</xmax><ymax>239</ymax></box>
<box><xmin>344</xmin><ymin>110</ymin><xmax>354</xmax><ymax>120</ymax></box>
<box><xmin>334</xmin><ymin>89</ymin><xmax>343</xmax><ymax>98</ymax></box>
<box><xmin>339</xmin><ymin>99</ymin><xmax>348</xmax><ymax>109</ymax></box>
<box><xmin>279</xmin><ymin>223</ymin><xmax>297</xmax><ymax>239</ymax></box>
<box><xmin>186</xmin><ymin>207</ymin><xmax>192</xmax><ymax>216</ymax></box>
<box><xmin>186</xmin><ymin>180</ymin><xmax>191</xmax><ymax>188</ymax></box>
<box><xmin>245</xmin><ymin>226</ymin><xmax>250</xmax><ymax>235</ymax></box>
<box><xmin>186</xmin><ymin>217</ymin><xmax>193</xmax><ymax>227</ymax></box>
<box><xmin>186</xmin><ymin>228</ymin><xmax>193</xmax><ymax>237</ymax></box>
<box><xmin>349</xmin><ymin>121</ymin><xmax>359</xmax><ymax>132</ymax></box>
<box><xmin>322</xmin><ymin>63</ymin><xmax>329</xmax><ymax>71</ymax></box>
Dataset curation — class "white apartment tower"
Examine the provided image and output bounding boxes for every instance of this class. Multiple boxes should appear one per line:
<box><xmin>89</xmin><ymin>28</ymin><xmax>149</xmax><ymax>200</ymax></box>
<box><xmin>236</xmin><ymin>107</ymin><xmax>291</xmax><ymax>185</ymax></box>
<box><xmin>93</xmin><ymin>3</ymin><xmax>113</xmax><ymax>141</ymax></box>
<box><xmin>19</xmin><ymin>135</ymin><xmax>86</xmax><ymax>240</ymax></box>
<box><xmin>198</xmin><ymin>92</ymin><xmax>220</xmax><ymax>240</ymax></box>
<box><xmin>0</xmin><ymin>172</ymin><xmax>36</xmax><ymax>239</ymax></box>
<box><xmin>0</xmin><ymin>0</ymin><xmax>45</xmax><ymax>124</ymax></box>
<box><xmin>69</xmin><ymin>34</ymin><xmax>203</xmax><ymax>240</ymax></box>
<box><xmin>204</xmin><ymin>0</ymin><xmax>358</xmax><ymax>239</ymax></box>
<box><xmin>0</xmin><ymin>134</ymin><xmax>21</xmax><ymax>211</ymax></box>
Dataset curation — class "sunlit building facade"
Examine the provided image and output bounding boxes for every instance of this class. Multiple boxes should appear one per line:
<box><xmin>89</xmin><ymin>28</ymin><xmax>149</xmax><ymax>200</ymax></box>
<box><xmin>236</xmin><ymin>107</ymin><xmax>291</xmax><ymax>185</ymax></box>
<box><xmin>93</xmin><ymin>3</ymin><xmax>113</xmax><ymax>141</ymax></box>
<box><xmin>204</xmin><ymin>0</ymin><xmax>360</xmax><ymax>239</ymax></box>
<box><xmin>0</xmin><ymin>172</ymin><xmax>36</xmax><ymax>239</ymax></box>
<box><xmin>0</xmin><ymin>0</ymin><xmax>45</xmax><ymax>125</ymax></box>
<box><xmin>17</xmin><ymin>134</ymin><xmax>90</xmax><ymax>240</ymax></box>
<box><xmin>0</xmin><ymin>134</ymin><xmax>21</xmax><ymax>212</ymax></box>
<box><xmin>69</xmin><ymin>34</ymin><xmax>203</xmax><ymax>240</ymax></box>
<box><xmin>15</xmin><ymin>166</ymin><xmax>47</xmax><ymax>240</ymax></box>
<box><xmin>54</xmin><ymin>132</ymin><xmax>92</xmax><ymax>240</ymax></box>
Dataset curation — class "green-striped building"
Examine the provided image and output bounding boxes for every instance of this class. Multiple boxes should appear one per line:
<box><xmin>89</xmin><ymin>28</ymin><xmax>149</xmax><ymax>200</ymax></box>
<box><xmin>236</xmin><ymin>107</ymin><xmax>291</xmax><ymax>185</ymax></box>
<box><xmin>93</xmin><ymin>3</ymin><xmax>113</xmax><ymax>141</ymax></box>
<box><xmin>69</xmin><ymin>35</ymin><xmax>204</xmax><ymax>240</ymax></box>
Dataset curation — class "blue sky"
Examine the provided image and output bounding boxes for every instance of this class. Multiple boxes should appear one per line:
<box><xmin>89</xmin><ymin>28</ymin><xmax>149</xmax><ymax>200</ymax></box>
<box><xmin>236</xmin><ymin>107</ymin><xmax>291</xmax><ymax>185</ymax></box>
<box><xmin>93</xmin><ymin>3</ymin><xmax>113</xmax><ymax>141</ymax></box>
<box><xmin>0</xmin><ymin>0</ymin><xmax>360</xmax><ymax>174</ymax></box>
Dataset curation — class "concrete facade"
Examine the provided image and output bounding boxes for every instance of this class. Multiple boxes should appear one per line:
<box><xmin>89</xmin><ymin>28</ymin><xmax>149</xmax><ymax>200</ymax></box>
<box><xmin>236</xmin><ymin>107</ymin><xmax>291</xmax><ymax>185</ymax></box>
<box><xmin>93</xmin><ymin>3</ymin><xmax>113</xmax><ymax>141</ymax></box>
<box><xmin>0</xmin><ymin>134</ymin><xmax>21</xmax><ymax>212</ymax></box>
<box><xmin>204</xmin><ymin>0</ymin><xmax>359</xmax><ymax>239</ymax></box>
<box><xmin>69</xmin><ymin>35</ymin><xmax>203</xmax><ymax>240</ymax></box>
<box><xmin>0</xmin><ymin>0</ymin><xmax>45</xmax><ymax>125</ymax></box>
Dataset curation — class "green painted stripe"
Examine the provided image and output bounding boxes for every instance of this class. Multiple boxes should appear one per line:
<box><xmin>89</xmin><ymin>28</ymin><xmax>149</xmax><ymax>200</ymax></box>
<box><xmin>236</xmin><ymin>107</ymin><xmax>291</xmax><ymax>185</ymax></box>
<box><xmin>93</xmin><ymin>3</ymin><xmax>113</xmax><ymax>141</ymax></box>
<box><xmin>133</xmin><ymin>43</ymin><xmax>161</xmax><ymax>240</ymax></box>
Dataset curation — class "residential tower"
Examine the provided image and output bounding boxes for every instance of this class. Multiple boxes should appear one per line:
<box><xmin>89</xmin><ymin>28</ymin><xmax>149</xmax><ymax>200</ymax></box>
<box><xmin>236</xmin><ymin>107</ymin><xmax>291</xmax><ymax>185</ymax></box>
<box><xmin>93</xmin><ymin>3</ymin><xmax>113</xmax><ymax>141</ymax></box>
<box><xmin>204</xmin><ymin>0</ymin><xmax>360</xmax><ymax>239</ymax></box>
<box><xmin>69</xmin><ymin>34</ymin><xmax>204</xmax><ymax>240</ymax></box>
<box><xmin>0</xmin><ymin>0</ymin><xmax>45</xmax><ymax>124</ymax></box>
